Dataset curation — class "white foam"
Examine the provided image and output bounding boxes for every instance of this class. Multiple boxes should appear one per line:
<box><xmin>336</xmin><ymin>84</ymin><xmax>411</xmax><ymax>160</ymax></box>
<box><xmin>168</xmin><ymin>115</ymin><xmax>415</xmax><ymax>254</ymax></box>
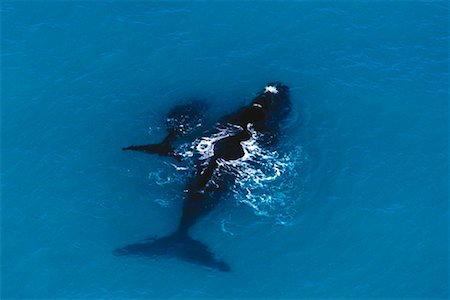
<box><xmin>194</xmin><ymin>123</ymin><xmax>242</xmax><ymax>161</ymax></box>
<box><xmin>215</xmin><ymin>124</ymin><xmax>303</xmax><ymax>223</ymax></box>
<box><xmin>171</xmin><ymin>122</ymin><xmax>303</xmax><ymax>224</ymax></box>
<box><xmin>264</xmin><ymin>85</ymin><xmax>279</xmax><ymax>94</ymax></box>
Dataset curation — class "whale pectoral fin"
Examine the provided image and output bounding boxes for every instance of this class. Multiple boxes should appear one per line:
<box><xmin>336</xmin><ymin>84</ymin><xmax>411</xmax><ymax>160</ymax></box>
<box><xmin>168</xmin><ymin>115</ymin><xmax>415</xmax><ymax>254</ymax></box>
<box><xmin>122</xmin><ymin>143</ymin><xmax>182</xmax><ymax>161</ymax></box>
<box><xmin>123</xmin><ymin>129</ymin><xmax>183</xmax><ymax>160</ymax></box>
<box><xmin>122</xmin><ymin>143</ymin><xmax>171</xmax><ymax>155</ymax></box>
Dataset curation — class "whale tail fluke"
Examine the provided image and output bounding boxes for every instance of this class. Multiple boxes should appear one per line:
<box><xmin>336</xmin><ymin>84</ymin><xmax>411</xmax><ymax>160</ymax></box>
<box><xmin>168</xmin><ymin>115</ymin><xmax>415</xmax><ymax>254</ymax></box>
<box><xmin>114</xmin><ymin>231</ymin><xmax>230</xmax><ymax>272</ymax></box>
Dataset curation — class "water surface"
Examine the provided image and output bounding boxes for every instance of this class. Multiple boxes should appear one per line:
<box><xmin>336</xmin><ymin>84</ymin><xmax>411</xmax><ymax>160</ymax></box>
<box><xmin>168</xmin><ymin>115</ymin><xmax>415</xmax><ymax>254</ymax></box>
<box><xmin>2</xmin><ymin>1</ymin><xmax>448</xmax><ymax>298</ymax></box>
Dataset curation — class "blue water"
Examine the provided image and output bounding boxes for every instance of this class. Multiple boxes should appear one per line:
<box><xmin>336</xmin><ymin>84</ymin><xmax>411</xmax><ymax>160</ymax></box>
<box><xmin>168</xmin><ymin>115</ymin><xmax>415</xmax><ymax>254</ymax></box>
<box><xmin>2</xmin><ymin>1</ymin><xmax>448</xmax><ymax>299</ymax></box>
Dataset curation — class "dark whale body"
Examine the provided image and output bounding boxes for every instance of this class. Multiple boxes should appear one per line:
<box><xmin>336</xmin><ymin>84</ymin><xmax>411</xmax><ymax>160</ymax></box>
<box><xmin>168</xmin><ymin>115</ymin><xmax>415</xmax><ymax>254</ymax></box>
<box><xmin>115</xmin><ymin>82</ymin><xmax>290</xmax><ymax>271</ymax></box>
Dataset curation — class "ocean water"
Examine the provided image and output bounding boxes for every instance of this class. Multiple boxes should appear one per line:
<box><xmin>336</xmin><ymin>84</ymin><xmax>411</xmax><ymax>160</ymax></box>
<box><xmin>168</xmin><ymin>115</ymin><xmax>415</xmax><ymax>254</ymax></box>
<box><xmin>1</xmin><ymin>1</ymin><xmax>448</xmax><ymax>299</ymax></box>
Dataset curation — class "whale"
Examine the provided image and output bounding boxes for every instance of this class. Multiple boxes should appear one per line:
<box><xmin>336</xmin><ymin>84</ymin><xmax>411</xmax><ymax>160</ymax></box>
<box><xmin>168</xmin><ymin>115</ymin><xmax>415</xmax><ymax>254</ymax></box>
<box><xmin>115</xmin><ymin>82</ymin><xmax>291</xmax><ymax>271</ymax></box>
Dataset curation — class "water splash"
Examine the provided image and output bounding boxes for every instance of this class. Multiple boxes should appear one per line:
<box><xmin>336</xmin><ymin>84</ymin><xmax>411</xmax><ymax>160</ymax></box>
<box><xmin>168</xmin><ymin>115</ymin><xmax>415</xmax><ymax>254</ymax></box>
<box><xmin>194</xmin><ymin>124</ymin><xmax>242</xmax><ymax>161</ymax></box>
<box><xmin>148</xmin><ymin>162</ymin><xmax>190</xmax><ymax>207</ymax></box>
<box><xmin>150</xmin><ymin>123</ymin><xmax>303</xmax><ymax>224</ymax></box>
<box><xmin>216</xmin><ymin>125</ymin><xmax>303</xmax><ymax>224</ymax></box>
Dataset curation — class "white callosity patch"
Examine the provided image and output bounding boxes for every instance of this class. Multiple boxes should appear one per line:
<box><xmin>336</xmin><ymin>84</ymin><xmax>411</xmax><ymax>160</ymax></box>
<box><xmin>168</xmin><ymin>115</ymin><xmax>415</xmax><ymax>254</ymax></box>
<box><xmin>264</xmin><ymin>85</ymin><xmax>279</xmax><ymax>94</ymax></box>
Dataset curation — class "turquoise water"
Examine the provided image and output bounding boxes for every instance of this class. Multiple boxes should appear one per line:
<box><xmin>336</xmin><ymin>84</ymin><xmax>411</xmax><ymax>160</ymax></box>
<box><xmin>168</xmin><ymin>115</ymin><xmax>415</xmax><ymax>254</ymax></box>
<box><xmin>2</xmin><ymin>1</ymin><xmax>448</xmax><ymax>299</ymax></box>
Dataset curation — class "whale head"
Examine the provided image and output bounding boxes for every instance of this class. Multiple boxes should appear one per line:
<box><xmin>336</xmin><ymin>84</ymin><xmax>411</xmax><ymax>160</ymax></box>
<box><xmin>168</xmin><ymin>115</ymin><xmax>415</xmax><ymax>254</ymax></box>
<box><xmin>226</xmin><ymin>82</ymin><xmax>291</xmax><ymax>135</ymax></box>
<box><xmin>252</xmin><ymin>82</ymin><xmax>290</xmax><ymax>113</ymax></box>
<box><xmin>242</xmin><ymin>82</ymin><xmax>291</xmax><ymax>128</ymax></box>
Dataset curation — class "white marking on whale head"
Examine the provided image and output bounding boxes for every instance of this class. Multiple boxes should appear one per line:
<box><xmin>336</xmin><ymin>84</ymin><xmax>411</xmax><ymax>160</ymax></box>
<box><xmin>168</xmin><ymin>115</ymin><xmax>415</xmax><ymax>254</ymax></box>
<box><xmin>264</xmin><ymin>85</ymin><xmax>278</xmax><ymax>94</ymax></box>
